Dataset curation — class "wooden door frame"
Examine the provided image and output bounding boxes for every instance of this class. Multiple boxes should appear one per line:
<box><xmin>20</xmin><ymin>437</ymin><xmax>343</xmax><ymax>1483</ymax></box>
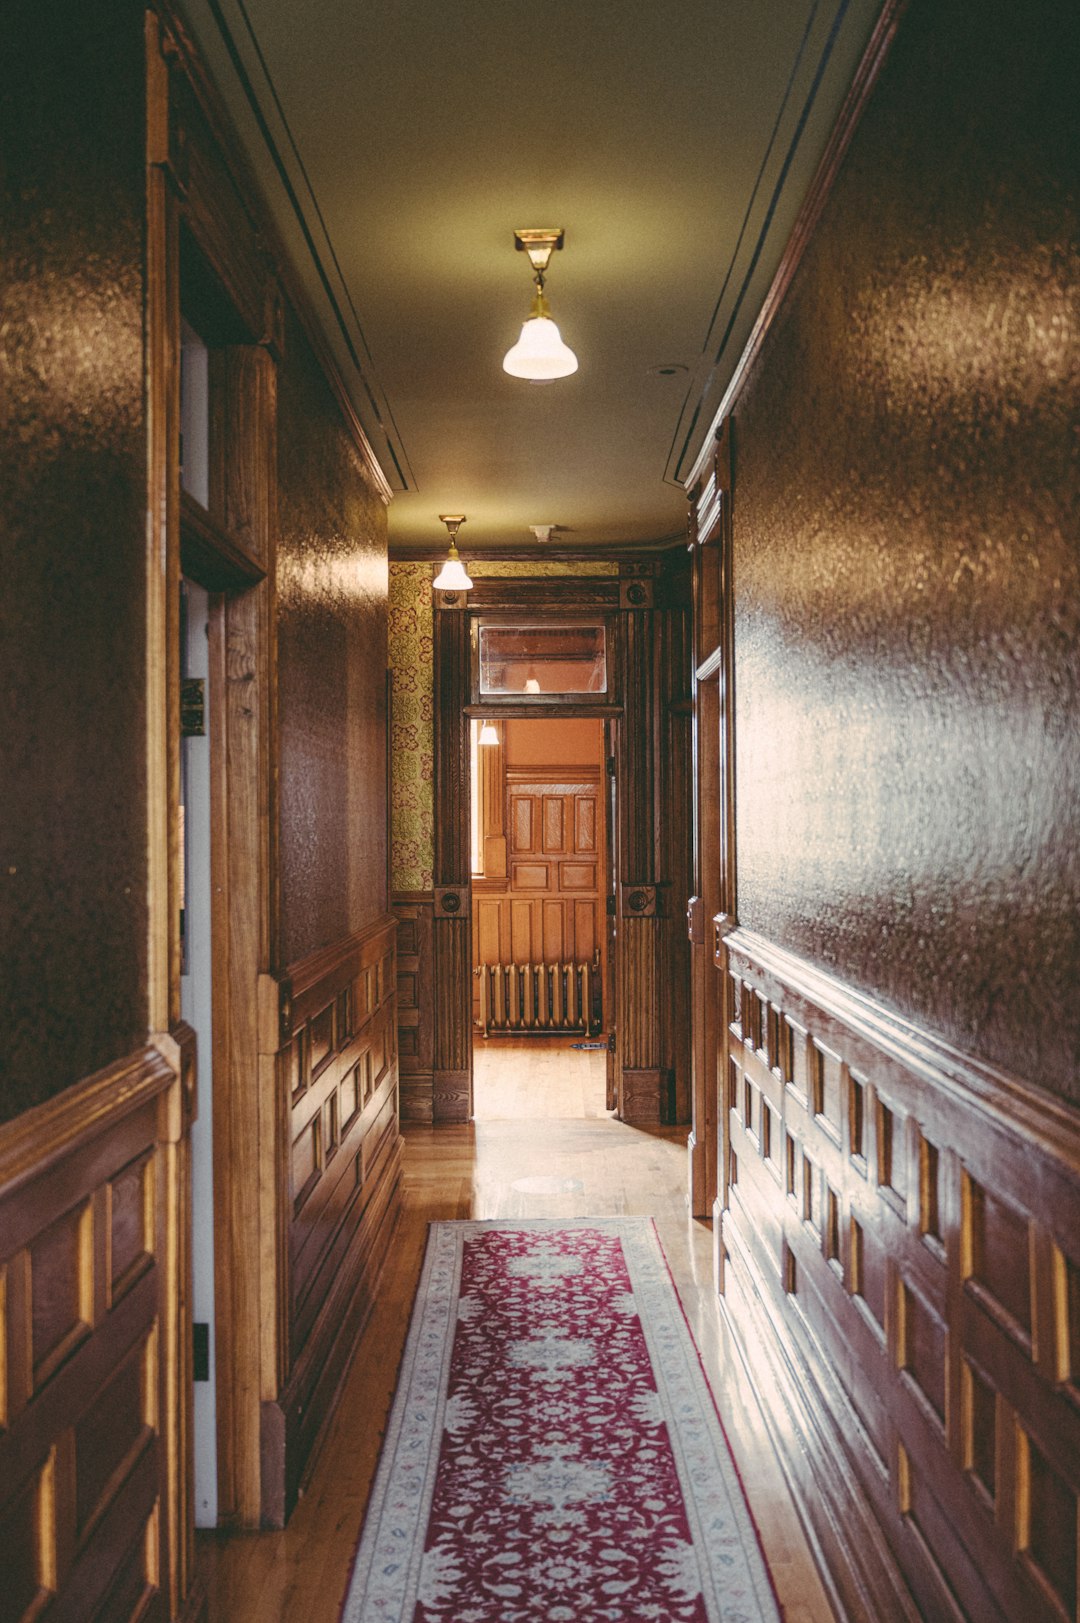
<box><xmin>431</xmin><ymin>567</ymin><xmax>690</xmax><ymax>1126</ymax></box>
<box><xmin>686</xmin><ymin>422</ymin><xmax>738</xmax><ymax>1251</ymax></box>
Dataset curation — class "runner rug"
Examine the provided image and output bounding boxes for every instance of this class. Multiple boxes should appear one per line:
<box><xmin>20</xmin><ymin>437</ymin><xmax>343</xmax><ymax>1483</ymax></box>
<box><xmin>341</xmin><ymin>1218</ymin><xmax>782</xmax><ymax>1623</ymax></box>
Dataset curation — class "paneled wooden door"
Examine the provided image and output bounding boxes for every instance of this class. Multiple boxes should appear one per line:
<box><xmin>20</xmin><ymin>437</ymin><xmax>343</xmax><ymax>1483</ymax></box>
<box><xmin>473</xmin><ymin>723</ymin><xmax>608</xmax><ymax>1034</ymax></box>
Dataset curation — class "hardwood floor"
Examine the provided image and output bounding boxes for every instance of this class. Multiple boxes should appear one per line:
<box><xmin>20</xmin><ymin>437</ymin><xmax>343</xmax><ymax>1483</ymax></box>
<box><xmin>473</xmin><ymin>1033</ymin><xmax>610</xmax><ymax>1119</ymax></box>
<box><xmin>198</xmin><ymin>1041</ymin><xmax>836</xmax><ymax>1623</ymax></box>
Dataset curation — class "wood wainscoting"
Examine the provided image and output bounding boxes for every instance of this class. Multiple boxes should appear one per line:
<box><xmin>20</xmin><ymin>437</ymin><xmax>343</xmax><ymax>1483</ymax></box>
<box><xmin>258</xmin><ymin>915</ymin><xmax>402</xmax><ymax>1524</ymax></box>
<box><xmin>718</xmin><ymin>927</ymin><xmax>1080</xmax><ymax>1623</ymax></box>
<box><xmin>392</xmin><ymin>894</ymin><xmax>435</xmax><ymax>1124</ymax></box>
<box><xmin>0</xmin><ymin>1041</ymin><xmax>202</xmax><ymax>1622</ymax></box>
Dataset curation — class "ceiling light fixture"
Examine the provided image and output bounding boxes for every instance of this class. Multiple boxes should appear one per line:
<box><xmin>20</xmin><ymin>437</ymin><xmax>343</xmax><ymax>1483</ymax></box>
<box><xmin>478</xmin><ymin>720</ymin><xmax>499</xmax><ymax>746</ymax></box>
<box><xmin>502</xmin><ymin>229</ymin><xmax>578</xmax><ymax>382</ymax></box>
<box><xmin>432</xmin><ymin>513</ymin><xmax>473</xmax><ymax>591</ymax></box>
<box><xmin>528</xmin><ymin>524</ymin><xmax>555</xmax><ymax>544</ymax></box>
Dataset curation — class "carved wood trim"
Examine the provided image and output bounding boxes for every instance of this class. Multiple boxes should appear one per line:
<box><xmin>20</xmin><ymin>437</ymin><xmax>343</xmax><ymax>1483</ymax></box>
<box><xmin>0</xmin><ymin>1046</ymin><xmax>176</xmax><ymax>1193</ymax></box>
<box><xmin>0</xmin><ymin>1042</ymin><xmax>191</xmax><ymax>1620</ymax></box>
<box><xmin>259</xmin><ymin>917</ymin><xmax>401</xmax><ymax>1521</ymax></box>
<box><xmin>275</xmin><ymin>913</ymin><xmax>399</xmax><ymax>1040</ymax></box>
<box><xmin>720</xmin><ymin>927</ymin><xmax>1080</xmax><ymax>1623</ymax></box>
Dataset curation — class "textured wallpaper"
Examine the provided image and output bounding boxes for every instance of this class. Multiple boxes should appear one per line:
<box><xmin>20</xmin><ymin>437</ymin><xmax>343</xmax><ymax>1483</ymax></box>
<box><xmin>277</xmin><ymin>304</ymin><xmax>390</xmax><ymax>964</ymax></box>
<box><xmin>732</xmin><ymin>0</ymin><xmax>1080</xmax><ymax>1099</ymax></box>
<box><xmin>1</xmin><ymin>17</ymin><xmax>148</xmax><ymax>1121</ymax></box>
<box><xmin>388</xmin><ymin>564</ymin><xmax>435</xmax><ymax>893</ymax></box>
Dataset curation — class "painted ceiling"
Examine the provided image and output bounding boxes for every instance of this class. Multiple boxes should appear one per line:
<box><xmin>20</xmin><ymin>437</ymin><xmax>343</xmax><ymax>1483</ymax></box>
<box><xmin>180</xmin><ymin>0</ymin><xmax>883</xmax><ymax>553</ymax></box>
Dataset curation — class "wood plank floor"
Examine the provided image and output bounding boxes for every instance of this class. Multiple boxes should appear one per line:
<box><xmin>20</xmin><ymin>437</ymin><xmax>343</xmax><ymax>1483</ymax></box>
<box><xmin>198</xmin><ymin>1042</ymin><xmax>836</xmax><ymax>1622</ymax></box>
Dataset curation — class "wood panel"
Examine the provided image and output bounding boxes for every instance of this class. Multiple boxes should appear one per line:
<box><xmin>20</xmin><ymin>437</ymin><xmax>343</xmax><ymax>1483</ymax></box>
<box><xmin>431</xmin><ymin>598</ymin><xmax>472</xmax><ymax>1123</ymax></box>
<box><xmin>258</xmin><ymin>916</ymin><xmax>402</xmax><ymax>1524</ymax></box>
<box><xmin>475</xmin><ymin>769</ymin><xmax>604</xmax><ymax>998</ymax></box>
<box><xmin>392</xmin><ymin>894</ymin><xmax>435</xmax><ymax>1123</ymax></box>
<box><xmin>718</xmin><ymin>927</ymin><xmax>1080</xmax><ymax>1623</ymax></box>
<box><xmin>0</xmin><ymin>1046</ymin><xmax>193</xmax><ymax>1623</ymax></box>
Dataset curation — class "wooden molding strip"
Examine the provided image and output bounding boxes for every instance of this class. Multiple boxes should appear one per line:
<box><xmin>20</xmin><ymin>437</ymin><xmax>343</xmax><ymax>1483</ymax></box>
<box><xmin>391</xmin><ymin>890</ymin><xmax>435</xmax><ymax>906</ymax></box>
<box><xmin>726</xmin><ymin>926</ymin><xmax>1080</xmax><ymax>1178</ymax></box>
<box><xmin>180</xmin><ymin>489</ymin><xmax>266</xmax><ymax>587</ymax></box>
<box><xmin>275</xmin><ymin>913</ymin><xmax>398</xmax><ymax>1037</ymax></box>
<box><xmin>685</xmin><ymin>0</ymin><xmax>910</xmax><ymax>494</ymax></box>
<box><xmin>0</xmin><ymin>1043</ymin><xmax>178</xmax><ymax>1197</ymax></box>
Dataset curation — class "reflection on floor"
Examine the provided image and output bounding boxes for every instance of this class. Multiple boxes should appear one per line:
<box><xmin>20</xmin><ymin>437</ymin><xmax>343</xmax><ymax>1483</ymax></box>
<box><xmin>199</xmin><ymin>1041</ymin><xmax>836</xmax><ymax>1623</ymax></box>
<box><xmin>473</xmin><ymin>1033</ymin><xmax>609</xmax><ymax>1119</ymax></box>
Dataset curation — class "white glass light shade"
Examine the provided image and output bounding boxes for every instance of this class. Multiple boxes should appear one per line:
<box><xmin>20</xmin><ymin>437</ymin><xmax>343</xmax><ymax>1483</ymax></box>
<box><xmin>478</xmin><ymin>721</ymin><xmax>499</xmax><ymax>746</ymax></box>
<box><xmin>432</xmin><ymin>547</ymin><xmax>473</xmax><ymax>591</ymax></box>
<box><xmin>524</xmin><ymin>676</ymin><xmax>541</xmax><ymax>694</ymax></box>
<box><xmin>503</xmin><ymin>315</ymin><xmax>578</xmax><ymax>380</ymax></box>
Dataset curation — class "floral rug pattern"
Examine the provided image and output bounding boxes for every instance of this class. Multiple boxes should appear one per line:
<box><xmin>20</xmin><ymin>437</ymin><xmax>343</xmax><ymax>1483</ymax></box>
<box><xmin>342</xmin><ymin>1219</ymin><xmax>780</xmax><ymax>1622</ymax></box>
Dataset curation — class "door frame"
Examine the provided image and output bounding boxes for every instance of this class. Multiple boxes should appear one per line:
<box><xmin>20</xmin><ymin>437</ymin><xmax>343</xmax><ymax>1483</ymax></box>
<box><xmin>429</xmin><ymin>566</ymin><xmax>691</xmax><ymax>1126</ymax></box>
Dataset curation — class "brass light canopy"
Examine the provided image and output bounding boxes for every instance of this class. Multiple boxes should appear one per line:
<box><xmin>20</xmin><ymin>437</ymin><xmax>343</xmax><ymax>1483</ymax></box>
<box><xmin>503</xmin><ymin>229</ymin><xmax>579</xmax><ymax>381</ymax></box>
<box><xmin>432</xmin><ymin>513</ymin><xmax>473</xmax><ymax>591</ymax></box>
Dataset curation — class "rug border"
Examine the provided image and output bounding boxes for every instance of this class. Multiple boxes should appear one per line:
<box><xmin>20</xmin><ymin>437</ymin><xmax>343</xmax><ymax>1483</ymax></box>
<box><xmin>338</xmin><ymin>1216</ymin><xmax>786</xmax><ymax>1623</ymax></box>
<box><xmin>649</xmin><ymin>1220</ymin><xmax>788</xmax><ymax>1623</ymax></box>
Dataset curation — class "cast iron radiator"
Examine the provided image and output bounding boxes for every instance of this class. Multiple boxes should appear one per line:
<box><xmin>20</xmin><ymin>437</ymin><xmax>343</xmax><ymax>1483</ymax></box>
<box><xmin>475</xmin><ymin>957</ymin><xmax>601</xmax><ymax>1037</ymax></box>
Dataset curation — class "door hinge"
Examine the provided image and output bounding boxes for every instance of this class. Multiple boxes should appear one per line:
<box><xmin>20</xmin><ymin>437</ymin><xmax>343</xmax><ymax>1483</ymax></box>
<box><xmin>605</xmin><ymin>755</ymin><xmax>616</xmax><ymax>777</ymax></box>
<box><xmin>180</xmin><ymin>677</ymin><xmax>206</xmax><ymax>737</ymax></box>
<box><xmin>607</xmin><ymin>1029</ymin><xmax>617</xmax><ymax>1053</ymax></box>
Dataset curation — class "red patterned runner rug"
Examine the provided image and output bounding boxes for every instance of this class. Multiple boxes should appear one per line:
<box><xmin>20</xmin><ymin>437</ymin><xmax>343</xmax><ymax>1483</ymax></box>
<box><xmin>341</xmin><ymin>1219</ymin><xmax>782</xmax><ymax>1622</ymax></box>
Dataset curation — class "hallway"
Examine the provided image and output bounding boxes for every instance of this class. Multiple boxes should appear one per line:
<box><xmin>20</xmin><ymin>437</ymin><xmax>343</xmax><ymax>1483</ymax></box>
<box><xmin>198</xmin><ymin>1045</ymin><xmax>833</xmax><ymax>1623</ymax></box>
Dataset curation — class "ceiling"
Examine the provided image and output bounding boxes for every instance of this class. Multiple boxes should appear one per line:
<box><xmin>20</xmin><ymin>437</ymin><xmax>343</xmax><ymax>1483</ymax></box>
<box><xmin>180</xmin><ymin>0</ymin><xmax>883</xmax><ymax>554</ymax></box>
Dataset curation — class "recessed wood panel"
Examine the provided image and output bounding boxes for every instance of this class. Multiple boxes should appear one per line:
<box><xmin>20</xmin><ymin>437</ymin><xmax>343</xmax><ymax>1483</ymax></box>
<box><xmin>963</xmin><ymin>1359</ymin><xmax>997</xmax><ymax>1502</ymax></box>
<box><xmin>30</xmin><ymin>1200</ymin><xmax>92</xmax><ymax>1386</ymax></box>
<box><xmin>511</xmin><ymin>797</ymin><xmax>534</xmax><ymax>853</ymax></box>
<box><xmin>75</xmin><ymin>1344</ymin><xmax>148</xmax><ymax>1534</ymax></box>
<box><xmin>0</xmin><ymin>1470</ymin><xmax>42</xmax><ymax>1623</ymax></box>
<box><xmin>510</xmin><ymin>862</ymin><xmax>550</xmax><ymax>890</ymax></box>
<box><xmin>559</xmin><ymin>862</ymin><xmax>597</xmax><ymax>890</ymax></box>
<box><xmin>309</xmin><ymin>1002</ymin><xmax>334</xmax><ymax>1075</ymax></box>
<box><xmin>1025</xmin><ymin>1434</ymin><xmax>1077</xmax><ymax>1618</ymax></box>
<box><xmin>542</xmin><ymin>795</ymin><xmax>565</xmax><ymax>853</ymax></box>
<box><xmin>575</xmin><ymin>795</ymin><xmax>597</xmax><ymax>853</ymax></box>
<box><xmin>109</xmin><ymin>1153</ymin><xmax>152</xmax><ymax>1300</ymax></box>
<box><xmin>966</xmin><ymin>1178</ymin><xmax>1032</xmax><ymax>1339</ymax></box>
<box><xmin>900</xmin><ymin>1279</ymin><xmax>946</xmax><ymax>1427</ymax></box>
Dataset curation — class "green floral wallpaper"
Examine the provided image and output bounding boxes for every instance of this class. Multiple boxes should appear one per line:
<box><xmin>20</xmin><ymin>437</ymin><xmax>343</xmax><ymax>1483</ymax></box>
<box><xmin>388</xmin><ymin>556</ymin><xmax>620</xmax><ymax>893</ymax></box>
<box><xmin>388</xmin><ymin>563</ymin><xmax>434</xmax><ymax>892</ymax></box>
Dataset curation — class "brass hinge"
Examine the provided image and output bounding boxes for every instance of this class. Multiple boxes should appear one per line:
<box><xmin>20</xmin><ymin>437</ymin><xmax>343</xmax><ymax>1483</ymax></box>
<box><xmin>180</xmin><ymin>678</ymin><xmax>206</xmax><ymax>737</ymax></box>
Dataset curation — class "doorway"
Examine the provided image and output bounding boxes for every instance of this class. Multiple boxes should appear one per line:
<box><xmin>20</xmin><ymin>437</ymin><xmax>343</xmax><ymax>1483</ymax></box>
<box><xmin>471</xmin><ymin>715</ymin><xmax>610</xmax><ymax>1119</ymax></box>
<box><xmin>179</xmin><ymin>579</ymin><xmax>218</xmax><ymax>1526</ymax></box>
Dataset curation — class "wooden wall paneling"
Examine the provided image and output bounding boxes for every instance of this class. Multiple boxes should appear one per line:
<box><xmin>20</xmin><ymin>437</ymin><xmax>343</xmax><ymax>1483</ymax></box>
<box><xmin>432</xmin><ymin>595</ymin><xmax>472</xmax><ymax>1122</ymax></box>
<box><xmin>718</xmin><ymin>928</ymin><xmax>1080</xmax><ymax>1623</ymax></box>
<box><xmin>257</xmin><ymin>917</ymin><xmax>402</xmax><ymax>1521</ymax></box>
<box><xmin>0</xmin><ymin>1047</ymin><xmax>188</xmax><ymax>1622</ymax></box>
<box><xmin>392</xmin><ymin>895</ymin><xmax>435</xmax><ymax>1123</ymax></box>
